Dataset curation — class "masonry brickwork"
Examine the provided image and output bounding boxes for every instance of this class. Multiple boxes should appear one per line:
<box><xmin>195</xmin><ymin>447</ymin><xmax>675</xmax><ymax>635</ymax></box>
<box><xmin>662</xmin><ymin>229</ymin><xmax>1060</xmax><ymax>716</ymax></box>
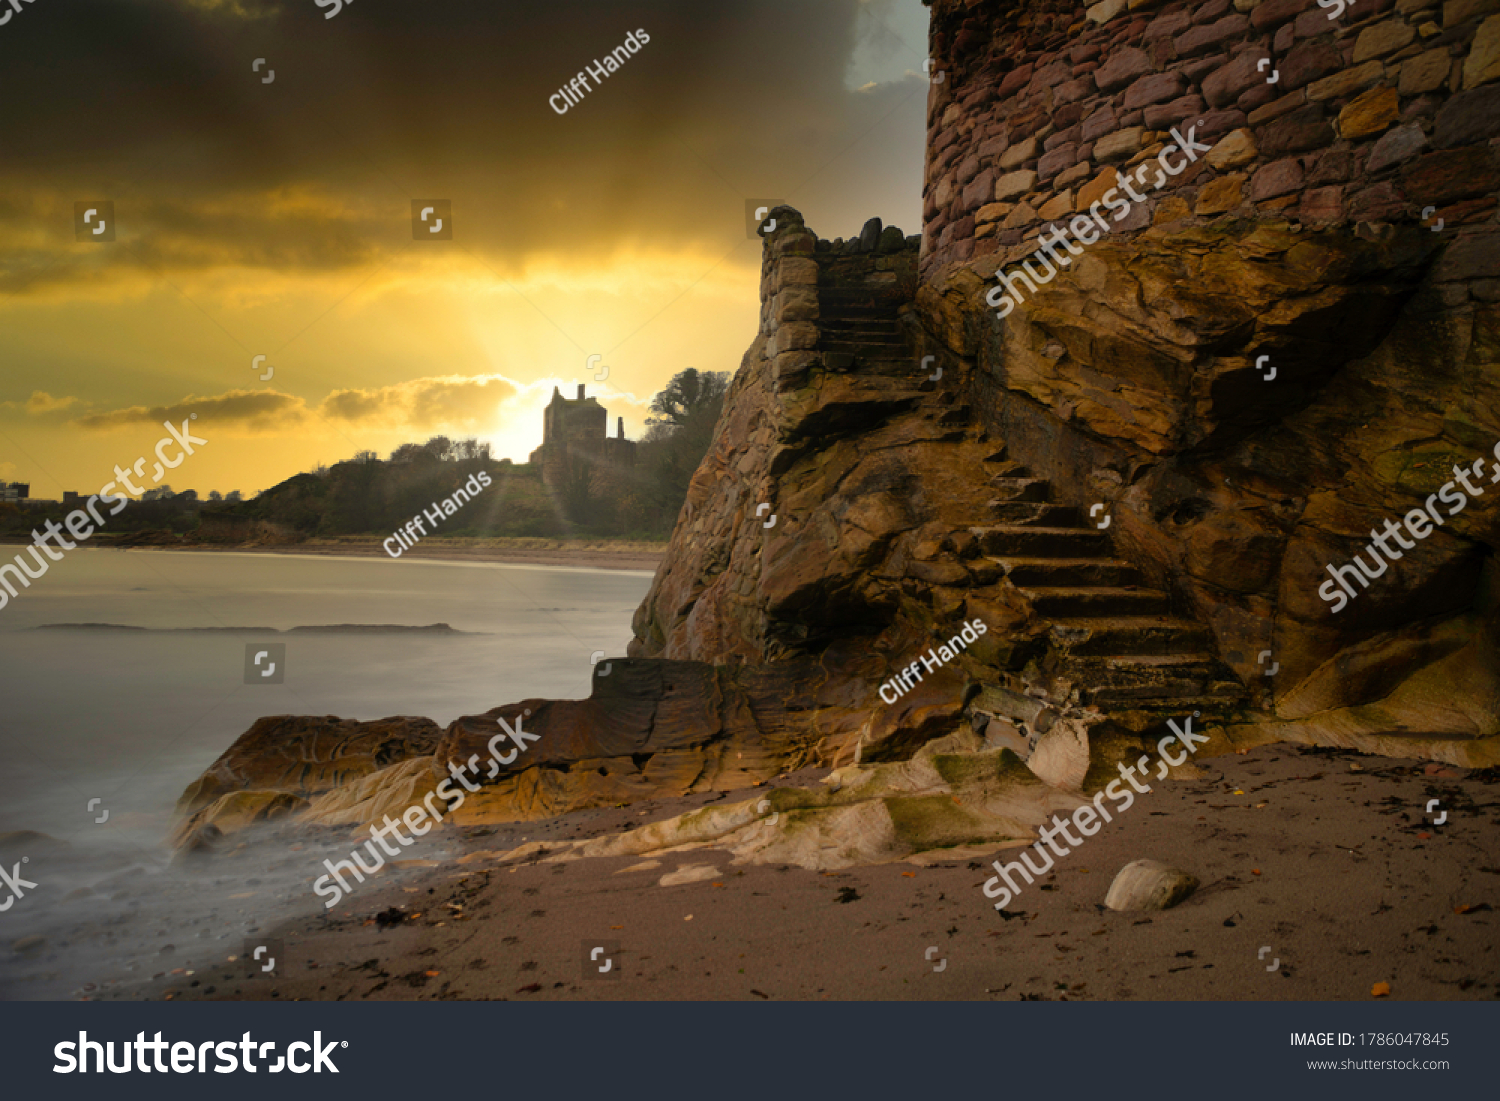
<box><xmin>922</xmin><ymin>0</ymin><xmax>1500</xmax><ymax>279</ymax></box>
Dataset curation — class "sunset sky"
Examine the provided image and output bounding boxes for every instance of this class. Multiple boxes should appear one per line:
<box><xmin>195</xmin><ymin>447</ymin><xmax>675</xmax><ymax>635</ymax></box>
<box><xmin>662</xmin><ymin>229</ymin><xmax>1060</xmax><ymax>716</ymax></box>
<box><xmin>0</xmin><ymin>0</ymin><xmax>929</xmax><ymax>500</ymax></box>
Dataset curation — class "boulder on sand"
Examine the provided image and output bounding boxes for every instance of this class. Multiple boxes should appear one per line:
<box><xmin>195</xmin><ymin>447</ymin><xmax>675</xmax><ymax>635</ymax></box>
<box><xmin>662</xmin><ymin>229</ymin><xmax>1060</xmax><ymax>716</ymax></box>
<box><xmin>1104</xmin><ymin>859</ymin><xmax>1199</xmax><ymax>911</ymax></box>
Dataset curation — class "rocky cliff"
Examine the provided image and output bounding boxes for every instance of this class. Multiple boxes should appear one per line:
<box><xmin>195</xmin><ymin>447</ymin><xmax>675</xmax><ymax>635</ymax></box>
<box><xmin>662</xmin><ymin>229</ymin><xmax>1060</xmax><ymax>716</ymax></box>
<box><xmin>903</xmin><ymin>0</ymin><xmax>1500</xmax><ymax>751</ymax></box>
<box><xmin>173</xmin><ymin>0</ymin><xmax>1500</xmax><ymax>867</ymax></box>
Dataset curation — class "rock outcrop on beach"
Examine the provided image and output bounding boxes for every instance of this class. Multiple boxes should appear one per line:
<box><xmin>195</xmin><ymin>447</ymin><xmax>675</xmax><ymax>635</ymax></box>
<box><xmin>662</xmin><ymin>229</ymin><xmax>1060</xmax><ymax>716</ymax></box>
<box><xmin>172</xmin><ymin>0</ymin><xmax>1500</xmax><ymax>859</ymax></box>
<box><xmin>175</xmin><ymin>715</ymin><xmax>444</xmax><ymax>818</ymax></box>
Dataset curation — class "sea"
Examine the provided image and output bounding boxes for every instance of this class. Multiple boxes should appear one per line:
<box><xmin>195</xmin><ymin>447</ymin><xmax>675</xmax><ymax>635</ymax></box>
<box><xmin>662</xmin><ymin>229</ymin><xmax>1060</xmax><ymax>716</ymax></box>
<box><xmin>0</xmin><ymin>548</ymin><xmax>650</xmax><ymax>998</ymax></box>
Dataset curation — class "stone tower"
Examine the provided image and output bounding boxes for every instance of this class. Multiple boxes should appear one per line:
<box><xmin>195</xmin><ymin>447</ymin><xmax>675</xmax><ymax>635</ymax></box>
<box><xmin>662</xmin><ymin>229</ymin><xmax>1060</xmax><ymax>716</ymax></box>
<box><xmin>529</xmin><ymin>383</ymin><xmax>636</xmax><ymax>486</ymax></box>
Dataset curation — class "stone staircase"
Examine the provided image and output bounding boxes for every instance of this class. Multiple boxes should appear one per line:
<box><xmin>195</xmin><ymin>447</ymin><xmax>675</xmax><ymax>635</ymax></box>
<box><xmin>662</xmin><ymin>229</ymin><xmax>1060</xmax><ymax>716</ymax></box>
<box><xmin>816</xmin><ymin>286</ymin><xmax>914</xmax><ymax>378</ymax></box>
<box><xmin>974</xmin><ymin>445</ymin><xmax>1246</xmax><ymax>714</ymax></box>
<box><xmin>813</xmin><ymin>281</ymin><xmax>1247</xmax><ymax>719</ymax></box>
<box><xmin>815</xmin><ymin>285</ymin><xmax>969</xmax><ymax>420</ymax></box>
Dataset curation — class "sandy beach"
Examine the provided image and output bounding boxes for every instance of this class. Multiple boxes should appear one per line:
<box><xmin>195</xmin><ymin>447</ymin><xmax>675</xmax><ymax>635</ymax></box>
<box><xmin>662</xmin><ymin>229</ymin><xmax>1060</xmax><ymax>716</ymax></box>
<box><xmin>88</xmin><ymin>743</ymin><xmax>1498</xmax><ymax>1002</ymax></box>
<box><xmin>0</xmin><ymin>535</ymin><xmax>667</xmax><ymax>573</ymax></box>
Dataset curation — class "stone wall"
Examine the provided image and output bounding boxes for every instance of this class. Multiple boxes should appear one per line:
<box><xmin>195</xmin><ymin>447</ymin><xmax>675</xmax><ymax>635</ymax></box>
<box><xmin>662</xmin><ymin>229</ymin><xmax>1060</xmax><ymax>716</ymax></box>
<box><xmin>911</xmin><ymin>0</ymin><xmax>1500</xmax><ymax>736</ymax></box>
<box><xmin>632</xmin><ymin>208</ymin><xmax>999</xmax><ymax>669</ymax></box>
<box><xmin>922</xmin><ymin>0</ymin><xmax>1500</xmax><ymax>276</ymax></box>
<box><xmin>757</xmin><ymin>212</ymin><xmax>921</xmax><ymax>390</ymax></box>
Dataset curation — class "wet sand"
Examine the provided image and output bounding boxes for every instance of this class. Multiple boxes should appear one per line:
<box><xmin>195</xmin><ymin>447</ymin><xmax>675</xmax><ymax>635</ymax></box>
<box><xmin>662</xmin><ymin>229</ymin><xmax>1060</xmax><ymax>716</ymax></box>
<box><xmin>95</xmin><ymin>743</ymin><xmax>1499</xmax><ymax>1002</ymax></box>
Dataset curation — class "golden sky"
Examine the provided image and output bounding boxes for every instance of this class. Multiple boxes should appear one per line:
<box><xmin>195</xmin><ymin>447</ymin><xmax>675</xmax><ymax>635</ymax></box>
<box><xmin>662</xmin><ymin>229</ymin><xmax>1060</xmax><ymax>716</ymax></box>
<box><xmin>0</xmin><ymin>0</ymin><xmax>930</xmax><ymax>499</ymax></box>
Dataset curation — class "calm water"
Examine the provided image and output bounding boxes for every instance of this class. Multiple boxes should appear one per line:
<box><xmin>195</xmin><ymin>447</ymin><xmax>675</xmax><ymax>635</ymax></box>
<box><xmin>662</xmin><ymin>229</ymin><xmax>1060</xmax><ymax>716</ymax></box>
<box><xmin>0</xmin><ymin>549</ymin><xmax>650</xmax><ymax>998</ymax></box>
<box><xmin>0</xmin><ymin>548</ymin><xmax>650</xmax><ymax>837</ymax></box>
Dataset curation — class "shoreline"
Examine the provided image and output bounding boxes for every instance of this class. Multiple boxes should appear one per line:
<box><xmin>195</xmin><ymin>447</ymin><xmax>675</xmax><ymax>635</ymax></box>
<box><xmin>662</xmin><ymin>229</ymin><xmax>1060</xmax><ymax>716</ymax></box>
<box><xmin>75</xmin><ymin>743</ymin><xmax>1498</xmax><ymax>1003</ymax></box>
<box><xmin>0</xmin><ymin>535</ymin><xmax>667</xmax><ymax>573</ymax></box>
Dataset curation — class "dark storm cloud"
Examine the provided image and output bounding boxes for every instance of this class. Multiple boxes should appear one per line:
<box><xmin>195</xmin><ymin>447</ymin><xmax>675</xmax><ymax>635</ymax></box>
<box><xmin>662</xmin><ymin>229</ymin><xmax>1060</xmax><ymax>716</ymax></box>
<box><xmin>0</xmin><ymin>0</ymin><xmax>928</xmax><ymax>289</ymax></box>
<box><xmin>69</xmin><ymin>375</ymin><xmax>522</xmax><ymax>433</ymax></box>
<box><xmin>72</xmin><ymin>389</ymin><xmax>310</xmax><ymax>433</ymax></box>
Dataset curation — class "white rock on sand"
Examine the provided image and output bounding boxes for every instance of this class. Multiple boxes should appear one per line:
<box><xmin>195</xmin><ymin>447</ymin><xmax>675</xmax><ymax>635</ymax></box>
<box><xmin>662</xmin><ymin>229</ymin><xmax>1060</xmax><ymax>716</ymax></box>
<box><xmin>1104</xmin><ymin>859</ymin><xmax>1199</xmax><ymax>911</ymax></box>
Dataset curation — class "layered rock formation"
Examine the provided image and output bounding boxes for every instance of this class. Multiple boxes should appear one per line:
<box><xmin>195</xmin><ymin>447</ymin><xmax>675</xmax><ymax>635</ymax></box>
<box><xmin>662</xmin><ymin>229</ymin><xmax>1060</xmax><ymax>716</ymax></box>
<box><xmin>172</xmin><ymin>0</ymin><xmax>1500</xmax><ymax>865</ymax></box>
<box><xmin>911</xmin><ymin>0</ymin><xmax>1500</xmax><ymax>754</ymax></box>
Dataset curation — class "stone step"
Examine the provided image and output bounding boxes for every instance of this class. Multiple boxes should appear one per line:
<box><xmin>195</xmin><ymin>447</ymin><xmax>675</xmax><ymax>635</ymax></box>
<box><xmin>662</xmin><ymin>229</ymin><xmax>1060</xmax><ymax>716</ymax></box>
<box><xmin>987</xmin><ymin>461</ymin><xmax>1033</xmax><ymax>479</ymax></box>
<box><xmin>991</xmin><ymin>556</ymin><xmax>1147</xmax><ymax>587</ymax></box>
<box><xmin>822</xmin><ymin>321</ymin><xmax>900</xmax><ymax>334</ymax></box>
<box><xmin>816</xmin><ymin>301</ymin><xmax>899</xmax><ymax>318</ymax></box>
<box><xmin>938</xmin><ymin>406</ymin><xmax>972</xmax><ymax>426</ymax></box>
<box><xmin>1020</xmin><ymin>585</ymin><xmax>1172</xmax><ymax>618</ymax></box>
<box><xmin>1048</xmin><ymin>616</ymin><xmax>1212</xmax><ymax>656</ymax></box>
<box><xmin>1062</xmin><ymin>653</ymin><xmax>1241</xmax><ymax>693</ymax></box>
<box><xmin>818</xmin><ymin>336</ymin><xmax>907</xmax><ymax>351</ymax></box>
<box><xmin>987</xmin><ymin>500</ymin><xmax>1079</xmax><ymax>525</ymax></box>
<box><xmin>819</xmin><ymin>338</ymin><xmax>908</xmax><ymax>353</ymax></box>
<box><xmin>1086</xmin><ymin>690</ymin><xmax>1248</xmax><ymax>717</ymax></box>
<box><xmin>1085</xmin><ymin>692</ymin><xmax>1248</xmax><ymax>713</ymax></box>
<box><xmin>817</xmin><ymin>287</ymin><xmax>900</xmax><ymax>302</ymax></box>
<box><xmin>1069</xmin><ymin>652</ymin><xmax>1221</xmax><ymax>671</ymax></box>
<box><xmin>819</xmin><ymin>315</ymin><xmax>900</xmax><ymax>330</ymax></box>
<box><xmin>1086</xmin><ymin>678</ymin><xmax>1248</xmax><ymax>702</ymax></box>
<box><xmin>975</xmin><ymin>524</ymin><xmax>1112</xmax><ymax>557</ymax></box>
<box><xmin>986</xmin><ymin>477</ymin><xmax>1052</xmax><ymax>503</ymax></box>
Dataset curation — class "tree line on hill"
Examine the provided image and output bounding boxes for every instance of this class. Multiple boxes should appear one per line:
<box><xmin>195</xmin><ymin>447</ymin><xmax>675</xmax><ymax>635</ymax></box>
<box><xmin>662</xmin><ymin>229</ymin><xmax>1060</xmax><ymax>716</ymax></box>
<box><xmin>225</xmin><ymin>368</ymin><xmax>729</xmax><ymax>539</ymax></box>
<box><xmin>0</xmin><ymin>369</ymin><xmax>731</xmax><ymax>541</ymax></box>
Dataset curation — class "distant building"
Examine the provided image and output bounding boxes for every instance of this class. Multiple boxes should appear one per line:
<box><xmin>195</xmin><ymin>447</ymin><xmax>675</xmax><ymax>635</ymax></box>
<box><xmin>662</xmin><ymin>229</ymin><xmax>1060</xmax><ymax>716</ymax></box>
<box><xmin>527</xmin><ymin>384</ymin><xmax>636</xmax><ymax>487</ymax></box>
<box><xmin>1</xmin><ymin>483</ymin><xmax>29</xmax><ymax>502</ymax></box>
